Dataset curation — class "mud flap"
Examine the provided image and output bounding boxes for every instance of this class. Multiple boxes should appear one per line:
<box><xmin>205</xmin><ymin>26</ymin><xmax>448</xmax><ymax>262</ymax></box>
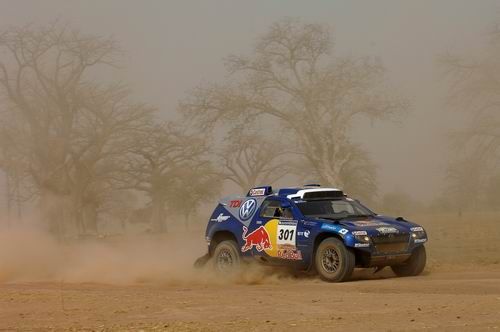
<box><xmin>194</xmin><ymin>253</ymin><xmax>211</xmax><ymax>269</ymax></box>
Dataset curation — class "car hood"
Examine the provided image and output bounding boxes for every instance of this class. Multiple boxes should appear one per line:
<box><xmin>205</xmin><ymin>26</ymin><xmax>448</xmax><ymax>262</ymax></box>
<box><xmin>334</xmin><ymin>215</ymin><xmax>419</xmax><ymax>234</ymax></box>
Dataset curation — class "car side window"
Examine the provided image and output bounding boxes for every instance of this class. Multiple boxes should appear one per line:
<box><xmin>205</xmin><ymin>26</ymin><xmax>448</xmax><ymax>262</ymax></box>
<box><xmin>259</xmin><ymin>200</ymin><xmax>294</xmax><ymax>219</ymax></box>
<box><xmin>280</xmin><ymin>207</ymin><xmax>293</xmax><ymax>219</ymax></box>
<box><xmin>260</xmin><ymin>200</ymin><xmax>281</xmax><ymax>218</ymax></box>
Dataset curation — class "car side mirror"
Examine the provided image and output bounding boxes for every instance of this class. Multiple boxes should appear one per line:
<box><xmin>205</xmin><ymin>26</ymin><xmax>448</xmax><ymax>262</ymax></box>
<box><xmin>396</xmin><ymin>217</ymin><xmax>407</xmax><ymax>222</ymax></box>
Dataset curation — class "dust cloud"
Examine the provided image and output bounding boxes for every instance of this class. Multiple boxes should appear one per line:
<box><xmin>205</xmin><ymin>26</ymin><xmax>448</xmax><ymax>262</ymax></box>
<box><xmin>0</xmin><ymin>224</ymin><xmax>292</xmax><ymax>286</ymax></box>
<box><xmin>1</xmin><ymin>212</ymin><xmax>499</xmax><ymax>286</ymax></box>
<box><xmin>0</xmin><ymin>1</ymin><xmax>499</xmax><ymax>288</ymax></box>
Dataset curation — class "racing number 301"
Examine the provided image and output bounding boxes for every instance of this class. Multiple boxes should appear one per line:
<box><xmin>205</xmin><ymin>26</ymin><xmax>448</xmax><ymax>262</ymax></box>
<box><xmin>278</xmin><ymin>229</ymin><xmax>294</xmax><ymax>241</ymax></box>
<box><xmin>277</xmin><ymin>224</ymin><xmax>296</xmax><ymax>246</ymax></box>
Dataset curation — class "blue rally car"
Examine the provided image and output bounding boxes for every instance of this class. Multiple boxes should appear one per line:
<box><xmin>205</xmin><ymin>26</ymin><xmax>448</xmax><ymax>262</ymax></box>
<box><xmin>200</xmin><ymin>185</ymin><xmax>428</xmax><ymax>282</ymax></box>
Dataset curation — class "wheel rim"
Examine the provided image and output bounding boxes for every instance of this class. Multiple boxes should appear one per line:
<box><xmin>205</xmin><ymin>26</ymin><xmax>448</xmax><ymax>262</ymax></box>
<box><xmin>216</xmin><ymin>248</ymin><xmax>234</xmax><ymax>271</ymax></box>
<box><xmin>321</xmin><ymin>247</ymin><xmax>341</xmax><ymax>273</ymax></box>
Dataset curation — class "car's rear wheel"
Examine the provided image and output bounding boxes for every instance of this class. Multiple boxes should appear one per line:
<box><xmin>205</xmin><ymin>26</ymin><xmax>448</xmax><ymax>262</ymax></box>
<box><xmin>315</xmin><ymin>237</ymin><xmax>355</xmax><ymax>282</ymax></box>
<box><xmin>212</xmin><ymin>240</ymin><xmax>241</xmax><ymax>273</ymax></box>
<box><xmin>391</xmin><ymin>245</ymin><xmax>426</xmax><ymax>277</ymax></box>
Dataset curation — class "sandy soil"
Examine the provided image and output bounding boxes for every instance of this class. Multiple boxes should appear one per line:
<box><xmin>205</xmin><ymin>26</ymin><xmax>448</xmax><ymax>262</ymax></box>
<box><xmin>1</xmin><ymin>267</ymin><xmax>500</xmax><ymax>331</ymax></box>
<box><xmin>1</xmin><ymin>213</ymin><xmax>500</xmax><ymax>331</ymax></box>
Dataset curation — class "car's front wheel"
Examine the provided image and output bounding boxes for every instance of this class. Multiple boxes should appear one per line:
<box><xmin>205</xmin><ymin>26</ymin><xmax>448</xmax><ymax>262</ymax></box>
<box><xmin>391</xmin><ymin>245</ymin><xmax>426</xmax><ymax>277</ymax></box>
<box><xmin>315</xmin><ymin>237</ymin><xmax>355</xmax><ymax>282</ymax></box>
<box><xmin>212</xmin><ymin>240</ymin><xmax>241</xmax><ymax>274</ymax></box>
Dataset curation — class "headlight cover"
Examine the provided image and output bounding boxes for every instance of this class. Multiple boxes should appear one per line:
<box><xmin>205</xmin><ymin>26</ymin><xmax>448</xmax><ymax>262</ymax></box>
<box><xmin>354</xmin><ymin>232</ymin><xmax>371</xmax><ymax>247</ymax></box>
<box><xmin>354</xmin><ymin>234</ymin><xmax>371</xmax><ymax>243</ymax></box>
<box><xmin>410</xmin><ymin>227</ymin><xmax>427</xmax><ymax>243</ymax></box>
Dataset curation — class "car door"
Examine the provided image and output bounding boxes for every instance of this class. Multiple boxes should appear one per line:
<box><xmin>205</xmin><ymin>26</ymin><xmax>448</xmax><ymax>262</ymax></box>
<box><xmin>274</xmin><ymin>199</ymin><xmax>304</xmax><ymax>263</ymax></box>
<box><xmin>245</xmin><ymin>198</ymin><xmax>303</xmax><ymax>264</ymax></box>
<box><xmin>244</xmin><ymin>198</ymin><xmax>281</xmax><ymax>257</ymax></box>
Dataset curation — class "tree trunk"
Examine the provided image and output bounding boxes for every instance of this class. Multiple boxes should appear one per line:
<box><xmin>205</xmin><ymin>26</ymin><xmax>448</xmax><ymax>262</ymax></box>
<box><xmin>71</xmin><ymin>189</ymin><xmax>86</xmax><ymax>236</ymax></box>
<box><xmin>12</xmin><ymin>173</ymin><xmax>23</xmax><ymax>221</ymax></box>
<box><xmin>120</xmin><ymin>214</ymin><xmax>128</xmax><ymax>234</ymax></box>
<box><xmin>39</xmin><ymin>188</ymin><xmax>64</xmax><ymax>239</ymax></box>
<box><xmin>150</xmin><ymin>196</ymin><xmax>167</xmax><ymax>233</ymax></box>
<box><xmin>5</xmin><ymin>172</ymin><xmax>11</xmax><ymax>228</ymax></box>
<box><xmin>75</xmin><ymin>210</ymin><xmax>85</xmax><ymax>236</ymax></box>
<box><xmin>83</xmin><ymin>202</ymin><xmax>99</xmax><ymax>235</ymax></box>
<box><xmin>15</xmin><ymin>190</ymin><xmax>22</xmax><ymax>221</ymax></box>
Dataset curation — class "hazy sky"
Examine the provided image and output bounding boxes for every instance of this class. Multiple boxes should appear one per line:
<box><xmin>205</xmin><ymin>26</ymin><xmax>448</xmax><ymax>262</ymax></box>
<box><xmin>0</xmin><ymin>0</ymin><xmax>498</xmax><ymax>202</ymax></box>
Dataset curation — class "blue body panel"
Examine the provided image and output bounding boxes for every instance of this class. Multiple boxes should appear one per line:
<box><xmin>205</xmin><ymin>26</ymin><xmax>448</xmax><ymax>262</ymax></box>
<box><xmin>205</xmin><ymin>187</ymin><xmax>428</xmax><ymax>269</ymax></box>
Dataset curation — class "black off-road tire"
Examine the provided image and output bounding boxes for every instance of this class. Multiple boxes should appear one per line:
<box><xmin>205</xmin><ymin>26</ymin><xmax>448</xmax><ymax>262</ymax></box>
<box><xmin>391</xmin><ymin>245</ymin><xmax>426</xmax><ymax>277</ymax></box>
<box><xmin>212</xmin><ymin>240</ymin><xmax>241</xmax><ymax>274</ymax></box>
<box><xmin>315</xmin><ymin>237</ymin><xmax>355</xmax><ymax>282</ymax></box>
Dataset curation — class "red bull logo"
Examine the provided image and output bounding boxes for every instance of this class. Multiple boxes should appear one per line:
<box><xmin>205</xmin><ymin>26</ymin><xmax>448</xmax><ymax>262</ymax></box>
<box><xmin>241</xmin><ymin>226</ymin><xmax>272</xmax><ymax>252</ymax></box>
<box><xmin>277</xmin><ymin>249</ymin><xmax>302</xmax><ymax>260</ymax></box>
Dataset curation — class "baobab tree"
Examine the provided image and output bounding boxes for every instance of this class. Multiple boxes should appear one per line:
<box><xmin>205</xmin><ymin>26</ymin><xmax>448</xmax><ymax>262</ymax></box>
<box><xmin>295</xmin><ymin>142</ymin><xmax>378</xmax><ymax>204</ymax></box>
<box><xmin>165</xmin><ymin>159</ymin><xmax>221</xmax><ymax>230</ymax></box>
<box><xmin>0</xmin><ymin>113</ymin><xmax>31</xmax><ymax>222</ymax></box>
<box><xmin>217</xmin><ymin>123</ymin><xmax>291</xmax><ymax>193</ymax></box>
<box><xmin>0</xmin><ymin>22</ymin><xmax>154</xmax><ymax>235</ymax></box>
<box><xmin>183</xmin><ymin>18</ymin><xmax>406</xmax><ymax>191</ymax></box>
<box><xmin>122</xmin><ymin>122</ymin><xmax>219</xmax><ymax>232</ymax></box>
<box><xmin>441</xmin><ymin>29</ymin><xmax>500</xmax><ymax>160</ymax></box>
<box><xmin>441</xmin><ymin>24</ymin><xmax>500</xmax><ymax>208</ymax></box>
<box><xmin>66</xmin><ymin>85</ymin><xmax>155</xmax><ymax>235</ymax></box>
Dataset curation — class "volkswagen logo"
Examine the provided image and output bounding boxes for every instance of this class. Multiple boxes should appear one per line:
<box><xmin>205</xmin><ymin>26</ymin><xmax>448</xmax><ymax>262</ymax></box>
<box><xmin>239</xmin><ymin>199</ymin><xmax>257</xmax><ymax>221</ymax></box>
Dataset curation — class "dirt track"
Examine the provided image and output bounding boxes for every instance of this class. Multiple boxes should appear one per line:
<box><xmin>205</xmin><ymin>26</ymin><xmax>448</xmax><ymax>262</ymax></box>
<box><xmin>1</xmin><ymin>266</ymin><xmax>500</xmax><ymax>331</ymax></box>
<box><xmin>1</xmin><ymin>213</ymin><xmax>500</xmax><ymax>331</ymax></box>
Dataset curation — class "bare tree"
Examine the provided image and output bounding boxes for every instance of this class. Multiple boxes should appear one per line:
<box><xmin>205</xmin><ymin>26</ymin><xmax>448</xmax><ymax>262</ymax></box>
<box><xmin>441</xmin><ymin>25</ymin><xmax>500</xmax><ymax>208</ymax></box>
<box><xmin>217</xmin><ymin>123</ymin><xmax>291</xmax><ymax>193</ymax></box>
<box><xmin>0</xmin><ymin>111</ymin><xmax>32</xmax><ymax>222</ymax></box>
<box><xmin>182</xmin><ymin>18</ymin><xmax>406</xmax><ymax>191</ymax></box>
<box><xmin>444</xmin><ymin>156</ymin><xmax>484</xmax><ymax>212</ymax></box>
<box><xmin>122</xmin><ymin>122</ymin><xmax>218</xmax><ymax>232</ymax></box>
<box><xmin>66</xmin><ymin>85</ymin><xmax>155</xmax><ymax>235</ymax></box>
<box><xmin>0</xmin><ymin>22</ymin><xmax>159</xmax><ymax>236</ymax></box>
<box><xmin>294</xmin><ymin>142</ymin><xmax>378</xmax><ymax>203</ymax></box>
<box><xmin>338</xmin><ymin>145</ymin><xmax>378</xmax><ymax>204</ymax></box>
<box><xmin>166</xmin><ymin>160</ymin><xmax>221</xmax><ymax>230</ymax></box>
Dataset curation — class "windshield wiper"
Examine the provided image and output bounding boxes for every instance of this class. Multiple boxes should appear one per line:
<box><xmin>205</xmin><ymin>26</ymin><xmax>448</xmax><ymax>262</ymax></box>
<box><xmin>311</xmin><ymin>214</ymin><xmax>373</xmax><ymax>221</ymax></box>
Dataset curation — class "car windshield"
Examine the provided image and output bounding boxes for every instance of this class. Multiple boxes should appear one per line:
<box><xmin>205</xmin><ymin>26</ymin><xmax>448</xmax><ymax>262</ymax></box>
<box><xmin>296</xmin><ymin>198</ymin><xmax>374</xmax><ymax>220</ymax></box>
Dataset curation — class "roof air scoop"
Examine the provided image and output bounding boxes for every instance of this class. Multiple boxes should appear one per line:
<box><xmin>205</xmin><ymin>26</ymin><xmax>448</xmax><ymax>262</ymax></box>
<box><xmin>247</xmin><ymin>186</ymin><xmax>273</xmax><ymax>197</ymax></box>
<box><xmin>303</xmin><ymin>190</ymin><xmax>343</xmax><ymax>200</ymax></box>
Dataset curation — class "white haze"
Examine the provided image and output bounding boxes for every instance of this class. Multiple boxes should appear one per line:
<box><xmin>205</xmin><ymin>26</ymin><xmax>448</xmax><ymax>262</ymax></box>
<box><xmin>0</xmin><ymin>0</ymin><xmax>498</xmax><ymax>205</ymax></box>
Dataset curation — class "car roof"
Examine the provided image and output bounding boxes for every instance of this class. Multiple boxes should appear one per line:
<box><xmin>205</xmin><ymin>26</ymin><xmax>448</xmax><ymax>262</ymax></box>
<box><xmin>278</xmin><ymin>187</ymin><xmax>343</xmax><ymax>200</ymax></box>
<box><xmin>241</xmin><ymin>185</ymin><xmax>343</xmax><ymax>199</ymax></box>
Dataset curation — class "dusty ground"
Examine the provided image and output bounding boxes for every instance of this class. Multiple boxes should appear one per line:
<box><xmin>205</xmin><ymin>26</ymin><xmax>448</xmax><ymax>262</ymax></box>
<box><xmin>1</xmin><ymin>267</ymin><xmax>500</xmax><ymax>331</ymax></box>
<box><xmin>1</xmin><ymin>213</ymin><xmax>500</xmax><ymax>331</ymax></box>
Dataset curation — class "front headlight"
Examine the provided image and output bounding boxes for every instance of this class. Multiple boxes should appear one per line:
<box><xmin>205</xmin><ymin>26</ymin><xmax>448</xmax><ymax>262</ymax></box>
<box><xmin>411</xmin><ymin>232</ymin><xmax>425</xmax><ymax>239</ymax></box>
<box><xmin>410</xmin><ymin>227</ymin><xmax>427</xmax><ymax>243</ymax></box>
<box><xmin>353</xmin><ymin>233</ymin><xmax>371</xmax><ymax>247</ymax></box>
<box><xmin>354</xmin><ymin>235</ymin><xmax>371</xmax><ymax>243</ymax></box>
